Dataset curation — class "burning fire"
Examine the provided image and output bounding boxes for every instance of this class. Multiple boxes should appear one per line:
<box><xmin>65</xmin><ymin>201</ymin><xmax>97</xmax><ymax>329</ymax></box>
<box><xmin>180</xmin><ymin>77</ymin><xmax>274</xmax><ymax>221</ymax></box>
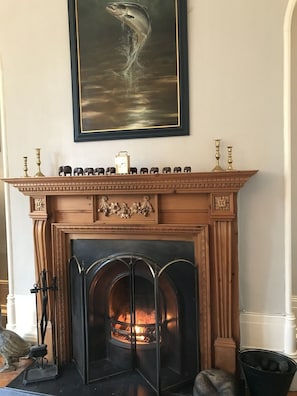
<box><xmin>111</xmin><ymin>310</ymin><xmax>159</xmax><ymax>344</ymax></box>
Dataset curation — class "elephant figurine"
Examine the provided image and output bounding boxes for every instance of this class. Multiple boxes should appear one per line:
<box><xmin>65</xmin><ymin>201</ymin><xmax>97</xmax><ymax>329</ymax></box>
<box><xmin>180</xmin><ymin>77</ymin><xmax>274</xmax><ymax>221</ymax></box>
<box><xmin>106</xmin><ymin>167</ymin><xmax>116</xmax><ymax>175</ymax></box>
<box><xmin>150</xmin><ymin>167</ymin><xmax>159</xmax><ymax>174</ymax></box>
<box><xmin>129</xmin><ymin>167</ymin><xmax>137</xmax><ymax>174</ymax></box>
<box><xmin>84</xmin><ymin>167</ymin><xmax>94</xmax><ymax>175</ymax></box>
<box><xmin>95</xmin><ymin>167</ymin><xmax>105</xmax><ymax>175</ymax></box>
<box><xmin>58</xmin><ymin>165</ymin><xmax>72</xmax><ymax>176</ymax></box>
<box><xmin>174</xmin><ymin>166</ymin><xmax>182</xmax><ymax>173</ymax></box>
<box><xmin>73</xmin><ymin>167</ymin><xmax>83</xmax><ymax>176</ymax></box>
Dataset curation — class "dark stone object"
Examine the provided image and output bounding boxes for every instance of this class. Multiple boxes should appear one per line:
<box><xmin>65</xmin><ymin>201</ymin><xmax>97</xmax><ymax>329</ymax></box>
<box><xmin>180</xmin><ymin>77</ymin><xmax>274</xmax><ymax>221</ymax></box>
<box><xmin>193</xmin><ymin>369</ymin><xmax>239</xmax><ymax>396</ymax></box>
<box><xmin>184</xmin><ymin>166</ymin><xmax>191</xmax><ymax>173</ymax></box>
<box><xmin>162</xmin><ymin>167</ymin><xmax>171</xmax><ymax>174</ymax></box>
<box><xmin>140</xmin><ymin>167</ymin><xmax>148</xmax><ymax>174</ymax></box>
<box><xmin>150</xmin><ymin>167</ymin><xmax>159</xmax><ymax>174</ymax></box>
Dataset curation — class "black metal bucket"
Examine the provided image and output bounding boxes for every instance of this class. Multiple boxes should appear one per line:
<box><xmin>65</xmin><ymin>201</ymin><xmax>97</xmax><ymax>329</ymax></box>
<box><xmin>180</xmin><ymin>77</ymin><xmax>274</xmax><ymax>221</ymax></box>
<box><xmin>239</xmin><ymin>349</ymin><xmax>297</xmax><ymax>396</ymax></box>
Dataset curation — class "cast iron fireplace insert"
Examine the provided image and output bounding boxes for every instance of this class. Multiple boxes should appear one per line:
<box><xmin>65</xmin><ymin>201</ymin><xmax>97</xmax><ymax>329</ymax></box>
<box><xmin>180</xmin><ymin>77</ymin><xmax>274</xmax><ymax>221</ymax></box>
<box><xmin>69</xmin><ymin>239</ymin><xmax>199</xmax><ymax>395</ymax></box>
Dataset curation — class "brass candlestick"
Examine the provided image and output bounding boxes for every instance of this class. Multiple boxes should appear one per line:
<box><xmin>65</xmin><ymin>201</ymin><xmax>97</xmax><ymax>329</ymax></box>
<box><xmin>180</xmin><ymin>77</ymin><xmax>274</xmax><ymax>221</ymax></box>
<box><xmin>23</xmin><ymin>156</ymin><xmax>30</xmax><ymax>177</ymax></box>
<box><xmin>226</xmin><ymin>145</ymin><xmax>234</xmax><ymax>171</ymax></box>
<box><xmin>34</xmin><ymin>148</ymin><xmax>45</xmax><ymax>177</ymax></box>
<box><xmin>212</xmin><ymin>139</ymin><xmax>224</xmax><ymax>172</ymax></box>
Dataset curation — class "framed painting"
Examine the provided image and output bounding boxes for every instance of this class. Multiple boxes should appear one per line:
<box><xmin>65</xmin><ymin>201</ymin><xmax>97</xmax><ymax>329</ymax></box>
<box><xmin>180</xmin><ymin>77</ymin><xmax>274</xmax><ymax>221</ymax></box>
<box><xmin>68</xmin><ymin>0</ymin><xmax>189</xmax><ymax>141</ymax></box>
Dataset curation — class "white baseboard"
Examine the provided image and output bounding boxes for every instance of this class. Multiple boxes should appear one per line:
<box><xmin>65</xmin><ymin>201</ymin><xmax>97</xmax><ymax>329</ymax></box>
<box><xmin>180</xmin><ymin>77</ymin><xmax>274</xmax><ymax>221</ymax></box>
<box><xmin>292</xmin><ymin>295</ymin><xmax>297</xmax><ymax>325</ymax></box>
<box><xmin>12</xmin><ymin>294</ymin><xmax>37</xmax><ymax>343</ymax></box>
<box><xmin>240</xmin><ymin>311</ymin><xmax>286</xmax><ymax>351</ymax></box>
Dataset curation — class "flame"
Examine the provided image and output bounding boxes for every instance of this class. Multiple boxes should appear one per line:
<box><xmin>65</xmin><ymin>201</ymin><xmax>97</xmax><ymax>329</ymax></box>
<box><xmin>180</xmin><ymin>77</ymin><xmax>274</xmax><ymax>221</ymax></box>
<box><xmin>112</xmin><ymin>309</ymin><xmax>157</xmax><ymax>344</ymax></box>
<box><xmin>117</xmin><ymin>310</ymin><xmax>156</xmax><ymax>325</ymax></box>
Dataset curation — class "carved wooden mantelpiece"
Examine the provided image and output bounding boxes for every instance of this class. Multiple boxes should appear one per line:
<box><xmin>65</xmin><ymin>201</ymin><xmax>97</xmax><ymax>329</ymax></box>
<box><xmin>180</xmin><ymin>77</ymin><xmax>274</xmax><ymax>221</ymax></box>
<box><xmin>4</xmin><ymin>170</ymin><xmax>257</xmax><ymax>374</ymax></box>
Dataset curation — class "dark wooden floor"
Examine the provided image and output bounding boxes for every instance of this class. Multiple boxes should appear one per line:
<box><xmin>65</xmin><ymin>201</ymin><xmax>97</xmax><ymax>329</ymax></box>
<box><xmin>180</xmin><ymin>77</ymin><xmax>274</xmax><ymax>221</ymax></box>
<box><xmin>0</xmin><ymin>357</ymin><xmax>32</xmax><ymax>387</ymax></box>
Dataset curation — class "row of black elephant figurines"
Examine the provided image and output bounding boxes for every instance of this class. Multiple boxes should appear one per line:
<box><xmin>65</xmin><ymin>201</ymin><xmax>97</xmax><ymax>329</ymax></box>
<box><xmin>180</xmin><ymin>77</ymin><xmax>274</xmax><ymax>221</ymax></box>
<box><xmin>58</xmin><ymin>165</ymin><xmax>192</xmax><ymax>176</ymax></box>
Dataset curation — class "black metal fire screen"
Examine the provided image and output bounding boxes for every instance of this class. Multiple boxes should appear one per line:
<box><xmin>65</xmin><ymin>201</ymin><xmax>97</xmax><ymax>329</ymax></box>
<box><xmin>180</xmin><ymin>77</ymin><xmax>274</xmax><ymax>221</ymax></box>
<box><xmin>69</xmin><ymin>239</ymin><xmax>199</xmax><ymax>395</ymax></box>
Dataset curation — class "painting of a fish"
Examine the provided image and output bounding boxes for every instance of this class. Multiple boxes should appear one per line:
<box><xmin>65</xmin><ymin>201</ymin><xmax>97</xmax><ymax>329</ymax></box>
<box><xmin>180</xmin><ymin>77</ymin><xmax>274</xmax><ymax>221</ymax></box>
<box><xmin>106</xmin><ymin>2</ymin><xmax>151</xmax><ymax>76</ymax></box>
<box><xmin>68</xmin><ymin>0</ymin><xmax>189</xmax><ymax>141</ymax></box>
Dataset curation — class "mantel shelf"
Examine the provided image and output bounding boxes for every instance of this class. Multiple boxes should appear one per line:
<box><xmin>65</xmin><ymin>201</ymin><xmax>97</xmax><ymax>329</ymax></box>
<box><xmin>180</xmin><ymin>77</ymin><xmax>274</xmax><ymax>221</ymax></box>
<box><xmin>3</xmin><ymin>170</ymin><xmax>258</xmax><ymax>196</ymax></box>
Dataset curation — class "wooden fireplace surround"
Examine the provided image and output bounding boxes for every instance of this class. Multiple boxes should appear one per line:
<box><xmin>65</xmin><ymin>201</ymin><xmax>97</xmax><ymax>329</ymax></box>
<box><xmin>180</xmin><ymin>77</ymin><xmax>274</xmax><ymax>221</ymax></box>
<box><xmin>4</xmin><ymin>170</ymin><xmax>257</xmax><ymax>374</ymax></box>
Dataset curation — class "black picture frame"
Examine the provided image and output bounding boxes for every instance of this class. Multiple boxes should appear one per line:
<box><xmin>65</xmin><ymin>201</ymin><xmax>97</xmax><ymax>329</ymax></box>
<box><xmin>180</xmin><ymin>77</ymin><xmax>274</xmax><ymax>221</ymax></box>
<box><xmin>68</xmin><ymin>0</ymin><xmax>189</xmax><ymax>142</ymax></box>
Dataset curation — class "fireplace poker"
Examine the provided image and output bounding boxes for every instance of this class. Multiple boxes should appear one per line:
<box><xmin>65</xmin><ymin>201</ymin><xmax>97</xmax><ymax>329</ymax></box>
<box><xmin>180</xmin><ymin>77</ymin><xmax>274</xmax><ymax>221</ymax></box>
<box><xmin>23</xmin><ymin>269</ymin><xmax>58</xmax><ymax>384</ymax></box>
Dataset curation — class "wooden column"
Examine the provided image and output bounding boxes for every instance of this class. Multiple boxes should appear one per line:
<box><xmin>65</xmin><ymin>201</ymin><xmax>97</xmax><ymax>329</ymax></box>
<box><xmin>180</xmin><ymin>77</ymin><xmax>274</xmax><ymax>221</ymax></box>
<box><xmin>213</xmin><ymin>220</ymin><xmax>237</xmax><ymax>373</ymax></box>
<box><xmin>29</xmin><ymin>195</ymin><xmax>55</xmax><ymax>360</ymax></box>
<box><xmin>210</xmin><ymin>192</ymin><xmax>239</xmax><ymax>374</ymax></box>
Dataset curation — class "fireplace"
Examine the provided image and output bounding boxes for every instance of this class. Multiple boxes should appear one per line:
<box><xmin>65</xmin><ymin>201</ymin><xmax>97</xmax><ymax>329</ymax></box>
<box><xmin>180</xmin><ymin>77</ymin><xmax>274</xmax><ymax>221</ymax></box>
<box><xmin>4</xmin><ymin>170</ymin><xmax>257</xmax><ymax>389</ymax></box>
<box><xmin>69</xmin><ymin>239</ymin><xmax>198</xmax><ymax>393</ymax></box>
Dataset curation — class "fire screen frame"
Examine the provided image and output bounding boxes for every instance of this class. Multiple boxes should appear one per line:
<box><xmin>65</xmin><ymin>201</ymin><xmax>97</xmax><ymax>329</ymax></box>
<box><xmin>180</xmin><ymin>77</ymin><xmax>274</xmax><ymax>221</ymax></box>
<box><xmin>69</xmin><ymin>240</ymin><xmax>199</xmax><ymax>395</ymax></box>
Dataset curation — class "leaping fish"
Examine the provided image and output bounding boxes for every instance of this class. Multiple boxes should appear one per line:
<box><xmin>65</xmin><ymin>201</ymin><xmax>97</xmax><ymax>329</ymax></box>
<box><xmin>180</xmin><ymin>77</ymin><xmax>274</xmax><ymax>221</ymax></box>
<box><xmin>106</xmin><ymin>2</ymin><xmax>151</xmax><ymax>76</ymax></box>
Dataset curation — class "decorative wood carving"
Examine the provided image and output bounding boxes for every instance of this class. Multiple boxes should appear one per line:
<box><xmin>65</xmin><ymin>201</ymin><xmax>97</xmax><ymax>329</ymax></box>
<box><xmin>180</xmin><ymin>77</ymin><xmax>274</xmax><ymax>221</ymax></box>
<box><xmin>3</xmin><ymin>170</ymin><xmax>257</xmax><ymax>374</ymax></box>
<box><xmin>213</xmin><ymin>195</ymin><xmax>231</xmax><ymax>211</ymax></box>
<box><xmin>98</xmin><ymin>195</ymin><xmax>154</xmax><ymax>218</ymax></box>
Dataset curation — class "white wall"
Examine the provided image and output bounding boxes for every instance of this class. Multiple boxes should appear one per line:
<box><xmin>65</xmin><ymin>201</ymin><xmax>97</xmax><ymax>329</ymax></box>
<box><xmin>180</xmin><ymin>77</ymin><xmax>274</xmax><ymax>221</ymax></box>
<box><xmin>292</xmin><ymin>4</ymin><xmax>297</xmax><ymax>295</ymax></box>
<box><xmin>290</xmin><ymin>4</ymin><xmax>297</xmax><ymax>365</ymax></box>
<box><xmin>0</xmin><ymin>0</ymin><xmax>293</xmax><ymax>352</ymax></box>
<box><xmin>0</xmin><ymin>145</ymin><xmax>7</xmax><ymax>280</ymax></box>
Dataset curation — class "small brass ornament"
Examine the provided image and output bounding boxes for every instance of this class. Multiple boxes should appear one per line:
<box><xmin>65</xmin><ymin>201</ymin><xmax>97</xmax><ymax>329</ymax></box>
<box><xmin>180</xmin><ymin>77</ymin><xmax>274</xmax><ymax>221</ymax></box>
<box><xmin>34</xmin><ymin>148</ymin><xmax>45</xmax><ymax>177</ymax></box>
<box><xmin>212</xmin><ymin>139</ymin><xmax>224</xmax><ymax>172</ymax></box>
<box><xmin>23</xmin><ymin>156</ymin><xmax>30</xmax><ymax>177</ymax></box>
<box><xmin>226</xmin><ymin>145</ymin><xmax>234</xmax><ymax>171</ymax></box>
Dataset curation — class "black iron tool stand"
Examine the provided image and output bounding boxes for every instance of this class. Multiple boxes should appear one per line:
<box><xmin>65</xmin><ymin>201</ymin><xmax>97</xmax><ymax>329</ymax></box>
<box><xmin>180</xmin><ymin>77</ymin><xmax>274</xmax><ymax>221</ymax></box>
<box><xmin>23</xmin><ymin>269</ymin><xmax>58</xmax><ymax>384</ymax></box>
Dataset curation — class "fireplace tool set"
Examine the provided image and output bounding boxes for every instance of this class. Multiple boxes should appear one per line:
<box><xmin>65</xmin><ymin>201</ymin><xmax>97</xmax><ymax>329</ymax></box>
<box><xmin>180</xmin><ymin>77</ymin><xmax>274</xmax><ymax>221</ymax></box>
<box><xmin>23</xmin><ymin>269</ymin><xmax>58</xmax><ymax>384</ymax></box>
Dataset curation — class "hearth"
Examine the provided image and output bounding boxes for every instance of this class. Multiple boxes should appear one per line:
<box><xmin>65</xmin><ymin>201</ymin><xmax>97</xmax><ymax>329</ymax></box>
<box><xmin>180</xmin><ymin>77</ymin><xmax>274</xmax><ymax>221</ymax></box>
<box><xmin>69</xmin><ymin>239</ymin><xmax>198</xmax><ymax>394</ymax></box>
<box><xmin>3</xmin><ymin>363</ymin><xmax>194</xmax><ymax>396</ymax></box>
<box><xmin>3</xmin><ymin>170</ymin><xmax>257</xmax><ymax>393</ymax></box>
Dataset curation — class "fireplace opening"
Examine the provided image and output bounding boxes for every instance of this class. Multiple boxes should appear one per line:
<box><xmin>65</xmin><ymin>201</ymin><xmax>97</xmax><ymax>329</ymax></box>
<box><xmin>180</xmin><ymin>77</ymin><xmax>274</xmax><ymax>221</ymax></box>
<box><xmin>69</xmin><ymin>239</ymin><xmax>199</xmax><ymax>395</ymax></box>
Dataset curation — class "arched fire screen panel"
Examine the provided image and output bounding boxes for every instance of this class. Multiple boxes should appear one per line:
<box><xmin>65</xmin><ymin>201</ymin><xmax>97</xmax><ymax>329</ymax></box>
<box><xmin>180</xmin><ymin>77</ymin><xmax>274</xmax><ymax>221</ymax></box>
<box><xmin>69</xmin><ymin>240</ymin><xmax>198</xmax><ymax>395</ymax></box>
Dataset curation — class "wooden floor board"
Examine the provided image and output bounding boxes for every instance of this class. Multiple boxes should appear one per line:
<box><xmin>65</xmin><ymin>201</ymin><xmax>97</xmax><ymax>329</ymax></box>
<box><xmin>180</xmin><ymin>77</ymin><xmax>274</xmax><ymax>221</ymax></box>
<box><xmin>0</xmin><ymin>357</ymin><xmax>32</xmax><ymax>388</ymax></box>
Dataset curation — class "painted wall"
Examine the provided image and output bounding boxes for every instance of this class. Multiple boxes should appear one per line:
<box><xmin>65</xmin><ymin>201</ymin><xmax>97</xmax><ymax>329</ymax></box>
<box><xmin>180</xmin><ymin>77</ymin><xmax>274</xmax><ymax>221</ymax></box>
<box><xmin>292</xmin><ymin>5</ymin><xmax>297</xmax><ymax>294</ymax></box>
<box><xmin>0</xmin><ymin>0</ymin><xmax>293</xmax><ymax>352</ymax></box>
<box><xmin>292</xmin><ymin>4</ymin><xmax>297</xmax><ymax>342</ymax></box>
<box><xmin>0</xmin><ymin>153</ymin><xmax>7</xmax><ymax>280</ymax></box>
